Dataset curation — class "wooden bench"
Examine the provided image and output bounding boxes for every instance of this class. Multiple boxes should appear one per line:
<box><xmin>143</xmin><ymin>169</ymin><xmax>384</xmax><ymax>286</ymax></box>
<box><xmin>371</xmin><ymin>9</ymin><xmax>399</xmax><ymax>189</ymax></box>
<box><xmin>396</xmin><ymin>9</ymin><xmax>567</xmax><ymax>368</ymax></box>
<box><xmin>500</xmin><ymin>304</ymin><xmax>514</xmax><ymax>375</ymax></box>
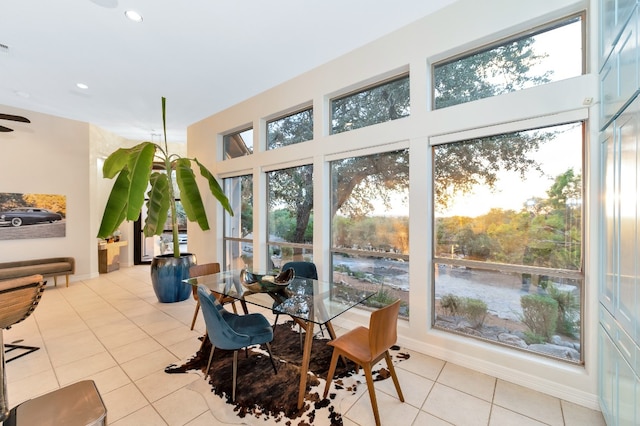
<box><xmin>0</xmin><ymin>258</ymin><xmax>75</xmax><ymax>287</ymax></box>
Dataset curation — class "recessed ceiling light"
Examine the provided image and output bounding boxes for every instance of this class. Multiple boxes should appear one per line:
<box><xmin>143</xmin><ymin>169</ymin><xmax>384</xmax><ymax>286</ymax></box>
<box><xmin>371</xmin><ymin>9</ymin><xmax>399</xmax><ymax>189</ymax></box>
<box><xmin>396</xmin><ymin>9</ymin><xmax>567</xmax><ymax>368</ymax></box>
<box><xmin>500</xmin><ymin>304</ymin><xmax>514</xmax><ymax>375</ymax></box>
<box><xmin>125</xmin><ymin>10</ymin><xmax>143</xmax><ymax>23</ymax></box>
<box><xmin>76</xmin><ymin>83</ymin><xmax>89</xmax><ymax>90</ymax></box>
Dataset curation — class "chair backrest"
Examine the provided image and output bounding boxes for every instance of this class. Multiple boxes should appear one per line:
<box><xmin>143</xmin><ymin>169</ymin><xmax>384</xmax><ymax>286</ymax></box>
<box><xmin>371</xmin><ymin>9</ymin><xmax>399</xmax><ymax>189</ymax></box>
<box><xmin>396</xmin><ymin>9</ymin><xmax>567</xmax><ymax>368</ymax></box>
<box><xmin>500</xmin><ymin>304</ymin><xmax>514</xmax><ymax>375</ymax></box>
<box><xmin>197</xmin><ymin>286</ymin><xmax>248</xmax><ymax>350</ymax></box>
<box><xmin>281</xmin><ymin>261</ymin><xmax>318</xmax><ymax>280</ymax></box>
<box><xmin>189</xmin><ymin>262</ymin><xmax>220</xmax><ymax>278</ymax></box>
<box><xmin>0</xmin><ymin>275</ymin><xmax>46</xmax><ymax>330</ymax></box>
<box><xmin>368</xmin><ymin>300</ymin><xmax>401</xmax><ymax>358</ymax></box>
<box><xmin>189</xmin><ymin>263</ymin><xmax>220</xmax><ymax>299</ymax></box>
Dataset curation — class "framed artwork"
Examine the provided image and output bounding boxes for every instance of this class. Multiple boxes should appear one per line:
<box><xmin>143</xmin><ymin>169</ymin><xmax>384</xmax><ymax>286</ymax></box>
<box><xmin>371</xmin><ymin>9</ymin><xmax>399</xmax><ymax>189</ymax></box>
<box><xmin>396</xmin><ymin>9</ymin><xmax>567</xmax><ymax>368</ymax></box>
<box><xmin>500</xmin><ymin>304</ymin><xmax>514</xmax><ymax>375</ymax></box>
<box><xmin>0</xmin><ymin>193</ymin><xmax>66</xmax><ymax>240</ymax></box>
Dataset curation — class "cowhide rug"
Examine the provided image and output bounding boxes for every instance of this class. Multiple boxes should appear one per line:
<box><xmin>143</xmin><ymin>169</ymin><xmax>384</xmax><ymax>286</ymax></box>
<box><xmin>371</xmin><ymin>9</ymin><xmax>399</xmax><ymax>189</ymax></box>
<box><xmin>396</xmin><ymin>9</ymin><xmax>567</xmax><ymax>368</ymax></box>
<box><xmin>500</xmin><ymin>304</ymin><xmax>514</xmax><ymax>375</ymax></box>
<box><xmin>166</xmin><ymin>322</ymin><xmax>409</xmax><ymax>425</ymax></box>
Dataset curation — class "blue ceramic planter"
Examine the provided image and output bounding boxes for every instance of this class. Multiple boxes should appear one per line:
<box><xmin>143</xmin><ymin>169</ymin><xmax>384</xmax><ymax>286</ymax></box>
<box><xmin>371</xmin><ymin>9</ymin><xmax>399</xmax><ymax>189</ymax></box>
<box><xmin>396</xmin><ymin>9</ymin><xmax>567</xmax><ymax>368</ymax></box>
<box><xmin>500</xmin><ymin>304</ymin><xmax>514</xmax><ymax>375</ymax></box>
<box><xmin>150</xmin><ymin>253</ymin><xmax>196</xmax><ymax>303</ymax></box>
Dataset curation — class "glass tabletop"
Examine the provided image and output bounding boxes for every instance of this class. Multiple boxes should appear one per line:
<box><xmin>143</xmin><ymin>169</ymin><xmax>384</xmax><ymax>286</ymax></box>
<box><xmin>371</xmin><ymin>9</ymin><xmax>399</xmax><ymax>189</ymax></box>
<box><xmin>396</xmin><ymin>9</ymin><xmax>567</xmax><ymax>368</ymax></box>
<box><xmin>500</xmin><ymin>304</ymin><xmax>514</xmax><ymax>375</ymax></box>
<box><xmin>184</xmin><ymin>269</ymin><xmax>376</xmax><ymax>325</ymax></box>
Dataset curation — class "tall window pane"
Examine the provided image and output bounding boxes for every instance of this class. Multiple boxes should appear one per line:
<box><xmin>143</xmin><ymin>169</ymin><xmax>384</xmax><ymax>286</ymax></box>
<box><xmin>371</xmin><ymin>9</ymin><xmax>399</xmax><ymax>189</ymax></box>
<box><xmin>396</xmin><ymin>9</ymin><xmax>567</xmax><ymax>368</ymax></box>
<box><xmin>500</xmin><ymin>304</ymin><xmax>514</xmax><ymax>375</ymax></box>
<box><xmin>433</xmin><ymin>122</ymin><xmax>584</xmax><ymax>362</ymax></box>
<box><xmin>331</xmin><ymin>74</ymin><xmax>410</xmax><ymax>134</ymax></box>
<box><xmin>434</xmin><ymin>15</ymin><xmax>583</xmax><ymax>109</ymax></box>
<box><xmin>267</xmin><ymin>108</ymin><xmax>313</xmax><ymax>150</ymax></box>
<box><xmin>331</xmin><ymin>149</ymin><xmax>409</xmax><ymax>317</ymax></box>
<box><xmin>223</xmin><ymin>175</ymin><xmax>253</xmax><ymax>270</ymax></box>
<box><xmin>267</xmin><ymin>165</ymin><xmax>313</xmax><ymax>268</ymax></box>
<box><xmin>224</xmin><ymin>128</ymin><xmax>253</xmax><ymax>159</ymax></box>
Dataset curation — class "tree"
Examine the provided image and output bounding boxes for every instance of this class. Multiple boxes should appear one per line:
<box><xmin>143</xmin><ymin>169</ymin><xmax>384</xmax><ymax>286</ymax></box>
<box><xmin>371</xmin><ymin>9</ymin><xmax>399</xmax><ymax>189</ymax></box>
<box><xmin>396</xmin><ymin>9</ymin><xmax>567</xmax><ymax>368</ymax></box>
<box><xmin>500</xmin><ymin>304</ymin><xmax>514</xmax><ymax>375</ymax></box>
<box><xmin>332</xmin><ymin>150</ymin><xmax>409</xmax><ymax>217</ymax></box>
<box><xmin>332</xmin><ymin>77</ymin><xmax>409</xmax><ymax>134</ymax></box>
<box><xmin>433</xmin><ymin>130</ymin><xmax>550</xmax><ymax>211</ymax></box>
<box><xmin>434</xmin><ymin>38</ymin><xmax>550</xmax><ymax>109</ymax></box>
<box><xmin>267</xmin><ymin>109</ymin><xmax>313</xmax><ymax>149</ymax></box>
<box><xmin>268</xmin><ymin>165</ymin><xmax>314</xmax><ymax>244</ymax></box>
<box><xmin>271</xmin><ymin>35</ymin><xmax>553</xmax><ymax>244</ymax></box>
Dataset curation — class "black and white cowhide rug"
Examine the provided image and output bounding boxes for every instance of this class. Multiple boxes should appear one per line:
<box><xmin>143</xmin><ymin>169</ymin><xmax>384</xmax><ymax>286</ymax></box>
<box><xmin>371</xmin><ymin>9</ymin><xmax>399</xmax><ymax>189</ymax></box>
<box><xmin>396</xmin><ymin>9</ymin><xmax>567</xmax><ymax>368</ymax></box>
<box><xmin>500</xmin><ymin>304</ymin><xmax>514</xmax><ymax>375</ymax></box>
<box><xmin>166</xmin><ymin>322</ymin><xmax>409</xmax><ymax>425</ymax></box>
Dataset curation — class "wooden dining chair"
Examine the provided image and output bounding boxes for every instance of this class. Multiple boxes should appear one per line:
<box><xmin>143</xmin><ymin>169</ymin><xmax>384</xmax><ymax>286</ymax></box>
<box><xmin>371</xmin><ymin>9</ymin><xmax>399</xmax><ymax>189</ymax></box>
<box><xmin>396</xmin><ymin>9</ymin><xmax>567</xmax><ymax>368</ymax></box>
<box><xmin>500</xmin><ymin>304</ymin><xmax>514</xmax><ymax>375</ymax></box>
<box><xmin>0</xmin><ymin>274</ymin><xmax>46</xmax><ymax>364</ymax></box>
<box><xmin>188</xmin><ymin>263</ymin><xmax>247</xmax><ymax>330</ymax></box>
<box><xmin>322</xmin><ymin>300</ymin><xmax>404</xmax><ymax>426</ymax></box>
<box><xmin>0</xmin><ymin>274</ymin><xmax>46</xmax><ymax>421</ymax></box>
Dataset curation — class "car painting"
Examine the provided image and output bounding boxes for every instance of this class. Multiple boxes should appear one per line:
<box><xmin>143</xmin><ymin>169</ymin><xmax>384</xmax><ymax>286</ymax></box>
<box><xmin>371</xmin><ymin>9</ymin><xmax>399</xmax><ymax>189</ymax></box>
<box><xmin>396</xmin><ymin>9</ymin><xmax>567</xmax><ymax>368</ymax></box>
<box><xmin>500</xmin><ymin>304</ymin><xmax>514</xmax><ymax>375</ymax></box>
<box><xmin>0</xmin><ymin>208</ymin><xmax>63</xmax><ymax>227</ymax></box>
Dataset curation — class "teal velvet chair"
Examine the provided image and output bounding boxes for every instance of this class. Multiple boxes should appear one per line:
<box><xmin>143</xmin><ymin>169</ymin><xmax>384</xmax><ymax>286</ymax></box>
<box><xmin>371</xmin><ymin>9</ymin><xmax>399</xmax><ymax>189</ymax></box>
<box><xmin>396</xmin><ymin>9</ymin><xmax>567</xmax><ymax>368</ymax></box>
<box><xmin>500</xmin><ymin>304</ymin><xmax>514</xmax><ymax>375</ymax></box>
<box><xmin>198</xmin><ymin>286</ymin><xmax>277</xmax><ymax>401</ymax></box>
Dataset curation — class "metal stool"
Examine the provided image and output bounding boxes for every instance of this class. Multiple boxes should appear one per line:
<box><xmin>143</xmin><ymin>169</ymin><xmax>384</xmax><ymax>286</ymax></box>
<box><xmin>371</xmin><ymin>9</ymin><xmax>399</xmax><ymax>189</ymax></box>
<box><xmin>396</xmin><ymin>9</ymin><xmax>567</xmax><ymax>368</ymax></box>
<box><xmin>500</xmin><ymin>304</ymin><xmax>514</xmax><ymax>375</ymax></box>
<box><xmin>3</xmin><ymin>380</ymin><xmax>107</xmax><ymax>426</ymax></box>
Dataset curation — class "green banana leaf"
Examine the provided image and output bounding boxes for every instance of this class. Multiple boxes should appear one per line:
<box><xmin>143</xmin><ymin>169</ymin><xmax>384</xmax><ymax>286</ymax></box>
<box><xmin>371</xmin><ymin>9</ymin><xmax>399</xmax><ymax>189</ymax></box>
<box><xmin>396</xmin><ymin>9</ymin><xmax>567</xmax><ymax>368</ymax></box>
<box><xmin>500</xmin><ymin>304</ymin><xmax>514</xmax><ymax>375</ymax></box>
<box><xmin>97</xmin><ymin>97</ymin><xmax>233</xmax><ymax>257</ymax></box>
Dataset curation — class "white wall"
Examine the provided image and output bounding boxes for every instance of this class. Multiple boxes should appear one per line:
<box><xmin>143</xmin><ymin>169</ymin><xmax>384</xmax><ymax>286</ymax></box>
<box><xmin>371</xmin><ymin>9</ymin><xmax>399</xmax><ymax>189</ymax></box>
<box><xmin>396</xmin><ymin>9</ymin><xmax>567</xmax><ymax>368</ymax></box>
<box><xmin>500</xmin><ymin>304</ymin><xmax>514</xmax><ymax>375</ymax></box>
<box><xmin>0</xmin><ymin>105</ymin><xmax>94</xmax><ymax>279</ymax></box>
<box><xmin>189</xmin><ymin>0</ymin><xmax>601</xmax><ymax>408</ymax></box>
<box><xmin>0</xmin><ymin>105</ymin><xmax>148</xmax><ymax>279</ymax></box>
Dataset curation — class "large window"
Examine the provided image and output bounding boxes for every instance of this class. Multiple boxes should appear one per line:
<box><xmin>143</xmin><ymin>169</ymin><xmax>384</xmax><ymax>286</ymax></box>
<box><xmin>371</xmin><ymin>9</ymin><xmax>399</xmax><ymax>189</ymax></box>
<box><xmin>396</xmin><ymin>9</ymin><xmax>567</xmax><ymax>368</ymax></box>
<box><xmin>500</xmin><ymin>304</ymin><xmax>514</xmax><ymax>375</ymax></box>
<box><xmin>330</xmin><ymin>149</ymin><xmax>409</xmax><ymax>317</ymax></box>
<box><xmin>223</xmin><ymin>175</ymin><xmax>253</xmax><ymax>270</ymax></box>
<box><xmin>267</xmin><ymin>108</ymin><xmax>313</xmax><ymax>150</ymax></box>
<box><xmin>433</xmin><ymin>122</ymin><xmax>584</xmax><ymax>362</ymax></box>
<box><xmin>224</xmin><ymin>127</ymin><xmax>253</xmax><ymax>159</ymax></box>
<box><xmin>330</xmin><ymin>74</ymin><xmax>410</xmax><ymax>134</ymax></box>
<box><xmin>267</xmin><ymin>165</ymin><xmax>314</xmax><ymax>268</ymax></box>
<box><xmin>433</xmin><ymin>14</ymin><xmax>583</xmax><ymax>109</ymax></box>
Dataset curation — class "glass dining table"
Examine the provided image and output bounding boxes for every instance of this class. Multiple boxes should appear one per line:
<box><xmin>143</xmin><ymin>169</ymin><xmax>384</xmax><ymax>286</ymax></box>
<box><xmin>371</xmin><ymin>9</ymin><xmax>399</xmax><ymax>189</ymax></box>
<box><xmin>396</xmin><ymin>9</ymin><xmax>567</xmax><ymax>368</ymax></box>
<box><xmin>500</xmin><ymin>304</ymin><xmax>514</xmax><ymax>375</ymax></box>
<box><xmin>184</xmin><ymin>269</ymin><xmax>376</xmax><ymax>409</ymax></box>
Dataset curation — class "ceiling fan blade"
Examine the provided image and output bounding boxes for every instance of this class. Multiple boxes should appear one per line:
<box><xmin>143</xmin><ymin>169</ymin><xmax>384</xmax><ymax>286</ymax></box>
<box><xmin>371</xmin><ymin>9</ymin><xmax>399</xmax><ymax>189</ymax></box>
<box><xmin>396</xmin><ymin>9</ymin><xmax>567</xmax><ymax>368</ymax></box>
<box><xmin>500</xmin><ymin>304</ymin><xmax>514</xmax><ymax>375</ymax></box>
<box><xmin>0</xmin><ymin>113</ymin><xmax>30</xmax><ymax>123</ymax></box>
<box><xmin>0</xmin><ymin>125</ymin><xmax>14</xmax><ymax>132</ymax></box>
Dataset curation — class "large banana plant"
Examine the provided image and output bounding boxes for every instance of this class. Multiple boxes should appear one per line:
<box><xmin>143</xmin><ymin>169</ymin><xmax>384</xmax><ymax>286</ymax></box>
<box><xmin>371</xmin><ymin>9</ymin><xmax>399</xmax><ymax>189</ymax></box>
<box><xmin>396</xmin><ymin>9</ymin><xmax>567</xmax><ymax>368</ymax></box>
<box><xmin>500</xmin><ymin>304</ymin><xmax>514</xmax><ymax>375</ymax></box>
<box><xmin>97</xmin><ymin>97</ymin><xmax>233</xmax><ymax>256</ymax></box>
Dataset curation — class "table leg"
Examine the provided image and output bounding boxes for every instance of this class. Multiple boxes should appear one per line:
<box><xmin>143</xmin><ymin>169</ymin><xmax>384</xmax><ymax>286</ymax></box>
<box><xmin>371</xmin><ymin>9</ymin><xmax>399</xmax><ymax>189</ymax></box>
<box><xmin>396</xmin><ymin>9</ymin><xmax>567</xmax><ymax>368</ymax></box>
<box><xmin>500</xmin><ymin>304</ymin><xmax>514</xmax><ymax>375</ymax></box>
<box><xmin>297</xmin><ymin>320</ymin><xmax>315</xmax><ymax>409</ymax></box>
<box><xmin>323</xmin><ymin>321</ymin><xmax>337</xmax><ymax>340</ymax></box>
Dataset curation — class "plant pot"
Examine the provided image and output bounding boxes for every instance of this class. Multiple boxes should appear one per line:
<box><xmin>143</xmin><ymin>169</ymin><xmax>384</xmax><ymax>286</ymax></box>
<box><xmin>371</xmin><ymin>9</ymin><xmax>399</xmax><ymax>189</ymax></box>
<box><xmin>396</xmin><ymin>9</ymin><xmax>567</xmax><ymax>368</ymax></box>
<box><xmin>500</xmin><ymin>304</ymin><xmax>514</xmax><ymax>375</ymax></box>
<box><xmin>150</xmin><ymin>253</ymin><xmax>196</xmax><ymax>303</ymax></box>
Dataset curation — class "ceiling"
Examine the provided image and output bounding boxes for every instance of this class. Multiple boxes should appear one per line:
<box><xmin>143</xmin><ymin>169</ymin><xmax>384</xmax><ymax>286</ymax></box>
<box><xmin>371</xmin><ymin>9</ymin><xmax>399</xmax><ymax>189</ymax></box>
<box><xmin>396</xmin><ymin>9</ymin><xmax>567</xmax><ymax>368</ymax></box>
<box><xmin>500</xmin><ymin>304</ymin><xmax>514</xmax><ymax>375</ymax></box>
<box><xmin>0</xmin><ymin>0</ymin><xmax>457</xmax><ymax>143</ymax></box>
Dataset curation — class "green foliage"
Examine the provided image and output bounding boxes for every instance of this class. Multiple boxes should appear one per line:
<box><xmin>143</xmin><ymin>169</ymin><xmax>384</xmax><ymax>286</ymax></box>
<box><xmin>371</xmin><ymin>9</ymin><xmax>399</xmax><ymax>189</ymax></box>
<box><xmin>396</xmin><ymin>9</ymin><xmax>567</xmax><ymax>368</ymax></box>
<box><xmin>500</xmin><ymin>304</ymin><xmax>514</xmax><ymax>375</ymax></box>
<box><xmin>520</xmin><ymin>294</ymin><xmax>558</xmax><ymax>343</ymax></box>
<box><xmin>267</xmin><ymin>108</ymin><xmax>313</xmax><ymax>149</ymax></box>
<box><xmin>440</xmin><ymin>294</ymin><xmax>460</xmax><ymax>316</ymax></box>
<box><xmin>462</xmin><ymin>298</ymin><xmax>488</xmax><ymax>328</ymax></box>
<box><xmin>368</xmin><ymin>289</ymin><xmax>397</xmax><ymax>307</ymax></box>
<box><xmin>439</xmin><ymin>294</ymin><xmax>487</xmax><ymax>328</ymax></box>
<box><xmin>98</xmin><ymin>98</ymin><xmax>233</xmax><ymax>256</ymax></box>
<box><xmin>547</xmin><ymin>284</ymin><xmax>580</xmax><ymax>337</ymax></box>
<box><xmin>268</xmin><ymin>165</ymin><xmax>314</xmax><ymax>244</ymax></box>
<box><xmin>434</xmin><ymin>168</ymin><xmax>582</xmax><ymax>271</ymax></box>
<box><xmin>331</xmin><ymin>76</ymin><xmax>410</xmax><ymax>134</ymax></box>
<box><xmin>434</xmin><ymin>38</ymin><xmax>551</xmax><ymax>109</ymax></box>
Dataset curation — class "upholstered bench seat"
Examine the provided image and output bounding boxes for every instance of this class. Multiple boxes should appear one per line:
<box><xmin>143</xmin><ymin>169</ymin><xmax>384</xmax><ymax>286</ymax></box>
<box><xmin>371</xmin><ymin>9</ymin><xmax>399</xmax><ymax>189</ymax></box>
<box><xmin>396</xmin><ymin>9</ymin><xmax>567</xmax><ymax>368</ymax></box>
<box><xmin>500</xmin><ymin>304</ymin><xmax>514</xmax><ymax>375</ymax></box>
<box><xmin>0</xmin><ymin>258</ymin><xmax>75</xmax><ymax>287</ymax></box>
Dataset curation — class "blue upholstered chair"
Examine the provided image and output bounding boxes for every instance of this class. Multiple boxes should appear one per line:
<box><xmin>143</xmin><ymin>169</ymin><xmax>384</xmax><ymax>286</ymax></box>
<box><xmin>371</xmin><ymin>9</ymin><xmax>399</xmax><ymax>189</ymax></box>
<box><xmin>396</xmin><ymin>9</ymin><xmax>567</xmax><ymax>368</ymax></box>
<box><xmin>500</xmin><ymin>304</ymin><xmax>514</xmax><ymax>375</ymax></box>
<box><xmin>273</xmin><ymin>261</ymin><xmax>318</xmax><ymax>329</ymax></box>
<box><xmin>273</xmin><ymin>261</ymin><xmax>324</xmax><ymax>349</ymax></box>
<box><xmin>281</xmin><ymin>261</ymin><xmax>318</xmax><ymax>281</ymax></box>
<box><xmin>198</xmin><ymin>286</ymin><xmax>277</xmax><ymax>401</ymax></box>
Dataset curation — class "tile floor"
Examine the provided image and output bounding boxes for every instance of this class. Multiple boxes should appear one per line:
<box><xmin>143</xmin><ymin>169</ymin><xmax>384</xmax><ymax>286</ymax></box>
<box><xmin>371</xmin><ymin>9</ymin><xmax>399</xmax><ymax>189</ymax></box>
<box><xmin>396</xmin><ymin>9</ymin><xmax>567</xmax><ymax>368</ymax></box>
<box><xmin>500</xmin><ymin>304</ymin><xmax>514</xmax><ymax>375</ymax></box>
<box><xmin>3</xmin><ymin>266</ymin><xmax>606</xmax><ymax>425</ymax></box>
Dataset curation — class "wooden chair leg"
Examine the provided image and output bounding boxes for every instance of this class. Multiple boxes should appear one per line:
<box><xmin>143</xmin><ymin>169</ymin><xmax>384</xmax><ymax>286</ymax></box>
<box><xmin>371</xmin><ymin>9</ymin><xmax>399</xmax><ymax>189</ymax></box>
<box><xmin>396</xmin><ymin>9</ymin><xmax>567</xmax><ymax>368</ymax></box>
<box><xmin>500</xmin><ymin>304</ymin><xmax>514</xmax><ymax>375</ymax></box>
<box><xmin>53</xmin><ymin>276</ymin><xmax>58</xmax><ymax>287</ymax></box>
<box><xmin>323</xmin><ymin>349</ymin><xmax>341</xmax><ymax>398</ymax></box>
<box><xmin>385</xmin><ymin>351</ymin><xmax>404</xmax><ymax>401</ymax></box>
<box><xmin>206</xmin><ymin>342</ymin><xmax>215</xmax><ymax>377</ymax></box>
<box><xmin>232</xmin><ymin>350</ymin><xmax>238</xmax><ymax>402</ymax></box>
<box><xmin>190</xmin><ymin>300</ymin><xmax>200</xmax><ymax>330</ymax></box>
<box><xmin>66</xmin><ymin>274</ymin><xmax>70</xmax><ymax>287</ymax></box>
<box><xmin>363</xmin><ymin>363</ymin><xmax>381</xmax><ymax>426</ymax></box>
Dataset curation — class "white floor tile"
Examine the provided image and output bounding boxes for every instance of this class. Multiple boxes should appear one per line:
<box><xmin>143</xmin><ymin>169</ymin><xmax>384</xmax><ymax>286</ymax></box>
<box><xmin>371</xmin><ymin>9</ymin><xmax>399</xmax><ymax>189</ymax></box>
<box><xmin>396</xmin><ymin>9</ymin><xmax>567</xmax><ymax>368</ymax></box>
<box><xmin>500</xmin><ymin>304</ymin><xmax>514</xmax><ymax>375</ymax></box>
<box><xmin>153</xmin><ymin>386</ymin><xmax>209</xmax><ymax>425</ymax></box>
<box><xmin>494</xmin><ymin>379</ymin><xmax>564</xmax><ymax>426</ymax></box>
<box><xmin>437</xmin><ymin>362</ymin><xmax>496</xmax><ymax>402</ymax></box>
<box><xmin>1</xmin><ymin>265</ymin><xmax>607</xmax><ymax>426</ymax></box>
<box><xmin>101</xmin><ymin>382</ymin><xmax>150</xmax><ymax>423</ymax></box>
<box><xmin>422</xmin><ymin>383</ymin><xmax>492</xmax><ymax>426</ymax></box>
